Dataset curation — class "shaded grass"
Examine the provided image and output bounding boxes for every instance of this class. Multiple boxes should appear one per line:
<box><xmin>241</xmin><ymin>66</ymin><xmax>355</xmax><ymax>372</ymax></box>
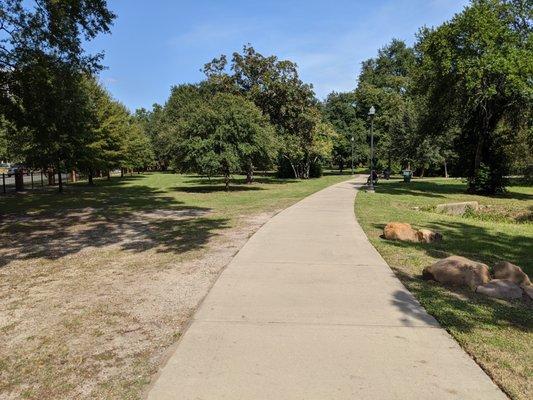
<box><xmin>355</xmin><ymin>178</ymin><xmax>533</xmax><ymax>400</ymax></box>
<box><xmin>0</xmin><ymin>173</ymin><xmax>351</xmax><ymax>269</ymax></box>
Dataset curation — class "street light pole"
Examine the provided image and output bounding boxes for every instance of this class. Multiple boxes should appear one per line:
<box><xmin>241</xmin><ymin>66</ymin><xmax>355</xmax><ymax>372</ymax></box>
<box><xmin>351</xmin><ymin>136</ymin><xmax>354</xmax><ymax>175</ymax></box>
<box><xmin>368</xmin><ymin>106</ymin><xmax>376</xmax><ymax>192</ymax></box>
<box><xmin>350</xmin><ymin>102</ymin><xmax>357</xmax><ymax>176</ymax></box>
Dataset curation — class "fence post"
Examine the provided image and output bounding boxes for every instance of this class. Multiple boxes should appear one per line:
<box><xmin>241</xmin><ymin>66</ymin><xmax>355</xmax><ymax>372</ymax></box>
<box><xmin>2</xmin><ymin>173</ymin><xmax>5</xmax><ymax>194</ymax></box>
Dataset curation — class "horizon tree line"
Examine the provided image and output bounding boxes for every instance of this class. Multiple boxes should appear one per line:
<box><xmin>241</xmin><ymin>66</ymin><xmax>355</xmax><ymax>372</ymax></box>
<box><xmin>0</xmin><ymin>0</ymin><xmax>531</xmax><ymax>194</ymax></box>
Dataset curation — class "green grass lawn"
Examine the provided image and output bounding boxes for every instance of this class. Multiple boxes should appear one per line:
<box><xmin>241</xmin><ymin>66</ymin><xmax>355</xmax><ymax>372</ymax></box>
<box><xmin>0</xmin><ymin>172</ymin><xmax>352</xmax><ymax>218</ymax></box>
<box><xmin>355</xmin><ymin>178</ymin><xmax>533</xmax><ymax>400</ymax></box>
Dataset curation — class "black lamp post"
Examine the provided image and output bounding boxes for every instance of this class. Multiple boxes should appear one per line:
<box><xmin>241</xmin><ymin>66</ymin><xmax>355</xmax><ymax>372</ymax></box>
<box><xmin>368</xmin><ymin>105</ymin><xmax>376</xmax><ymax>192</ymax></box>
<box><xmin>351</xmin><ymin>102</ymin><xmax>357</xmax><ymax>175</ymax></box>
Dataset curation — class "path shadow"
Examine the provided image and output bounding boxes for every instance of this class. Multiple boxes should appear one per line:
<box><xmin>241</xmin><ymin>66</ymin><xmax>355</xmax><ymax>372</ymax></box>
<box><xmin>389</xmin><ymin>290</ymin><xmax>439</xmax><ymax>327</ymax></box>
<box><xmin>391</xmin><ymin>270</ymin><xmax>533</xmax><ymax>334</ymax></box>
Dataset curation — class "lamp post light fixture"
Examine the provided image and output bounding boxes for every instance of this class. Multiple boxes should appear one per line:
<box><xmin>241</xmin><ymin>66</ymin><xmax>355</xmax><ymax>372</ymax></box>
<box><xmin>368</xmin><ymin>105</ymin><xmax>376</xmax><ymax>192</ymax></box>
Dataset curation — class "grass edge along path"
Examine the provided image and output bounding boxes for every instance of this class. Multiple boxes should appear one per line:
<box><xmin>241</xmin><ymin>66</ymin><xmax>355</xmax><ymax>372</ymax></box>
<box><xmin>354</xmin><ymin>178</ymin><xmax>532</xmax><ymax>400</ymax></box>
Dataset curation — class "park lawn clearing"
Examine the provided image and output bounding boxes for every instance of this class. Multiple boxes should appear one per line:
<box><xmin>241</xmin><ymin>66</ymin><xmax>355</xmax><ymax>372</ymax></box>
<box><xmin>0</xmin><ymin>172</ymin><xmax>350</xmax><ymax>400</ymax></box>
<box><xmin>355</xmin><ymin>178</ymin><xmax>533</xmax><ymax>400</ymax></box>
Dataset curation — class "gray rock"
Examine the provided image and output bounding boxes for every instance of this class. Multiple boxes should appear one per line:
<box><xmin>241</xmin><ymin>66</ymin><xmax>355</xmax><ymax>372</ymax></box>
<box><xmin>476</xmin><ymin>279</ymin><xmax>523</xmax><ymax>300</ymax></box>
<box><xmin>435</xmin><ymin>201</ymin><xmax>479</xmax><ymax>215</ymax></box>
<box><xmin>422</xmin><ymin>256</ymin><xmax>491</xmax><ymax>290</ymax></box>
<box><xmin>493</xmin><ymin>261</ymin><xmax>531</xmax><ymax>286</ymax></box>
<box><xmin>522</xmin><ymin>285</ymin><xmax>533</xmax><ymax>300</ymax></box>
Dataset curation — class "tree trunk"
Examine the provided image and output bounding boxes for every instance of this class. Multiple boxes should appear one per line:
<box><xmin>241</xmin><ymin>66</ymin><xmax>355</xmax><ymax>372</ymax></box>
<box><xmin>57</xmin><ymin>166</ymin><xmax>63</xmax><ymax>193</ymax></box>
<box><xmin>15</xmin><ymin>170</ymin><xmax>24</xmax><ymax>191</ymax></box>
<box><xmin>88</xmin><ymin>170</ymin><xmax>94</xmax><ymax>185</ymax></box>
<box><xmin>224</xmin><ymin>174</ymin><xmax>230</xmax><ymax>191</ymax></box>
<box><xmin>444</xmin><ymin>159</ymin><xmax>448</xmax><ymax>178</ymax></box>
<box><xmin>120</xmin><ymin>168</ymin><xmax>124</xmax><ymax>178</ymax></box>
<box><xmin>420</xmin><ymin>165</ymin><xmax>426</xmax><ymax>178</ymax></box>
<box><xmin>246</xmin><ymin>160</ymin><xmax>254</xmax><ymax>184</ymax></box>
<box><xmin>474</xmin><ymin>135</ymin><xmax>483</xmax><ymax>176</ymax></box>
<box><xmin>107</xmin><ymin>170</ymin><xmax>111</xmax><ymax>180</ymax></box>
<box><xmin>48</xmin><ymin>170</ymin><xmax>55</xmax><ymax>186</ymax></box>
<box><xmin>288</xmin><ymin>159</ymin><xmax>298</xmax><ymax>179</ymax></box>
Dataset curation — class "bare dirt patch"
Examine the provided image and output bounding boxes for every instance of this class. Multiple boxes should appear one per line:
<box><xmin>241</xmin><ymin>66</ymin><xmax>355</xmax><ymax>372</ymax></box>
<box><xmin>0</xmin><ymin>209</ymin><xmax>273</xmax><ymax>399</ymax></box>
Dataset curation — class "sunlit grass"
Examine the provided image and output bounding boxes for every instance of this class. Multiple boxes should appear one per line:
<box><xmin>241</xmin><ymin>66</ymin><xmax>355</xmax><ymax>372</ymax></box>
<box><xmin>355</xmin><ymin>177</ymin><xmax>533</xmax><ymax>400</ymax></box>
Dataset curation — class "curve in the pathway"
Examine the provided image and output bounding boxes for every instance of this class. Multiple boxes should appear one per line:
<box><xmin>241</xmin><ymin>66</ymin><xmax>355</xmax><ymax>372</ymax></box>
<box><xmin>148</xmin><ymin>179</ymin><xmax>506</xmax><ymax>400</ymax></box>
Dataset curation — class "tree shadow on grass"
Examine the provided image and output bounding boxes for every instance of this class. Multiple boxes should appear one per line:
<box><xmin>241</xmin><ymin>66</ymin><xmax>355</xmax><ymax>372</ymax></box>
<box><xmin>173</xmin><ymin>185</ymin><xmax>265</xmax><ymax>193</ymax></box>
<box><xmin>375</xmin><ymin>179</ymin><xmax>533</xmax><ymax>201</ymax></box>
<box><xmin>374</xmin><ymin>180</ymin><xmax>467</xmax><ymax>198</ymax></box>
<box><xmin>0</xmin><ymin>180</ymin><xmax>231</xmax><ymax>269</ymax></box>
<box><xmin>177</xmin><ymin>175</ymin><xmax>299</xmax><ymax>191</ymax></box>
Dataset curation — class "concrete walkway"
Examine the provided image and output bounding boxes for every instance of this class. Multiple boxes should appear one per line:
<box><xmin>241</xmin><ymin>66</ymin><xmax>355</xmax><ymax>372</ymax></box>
<box><xmin>148</xmin><ymin>179</ymin><xmax>506</xmax><ymax>400</ymax></box>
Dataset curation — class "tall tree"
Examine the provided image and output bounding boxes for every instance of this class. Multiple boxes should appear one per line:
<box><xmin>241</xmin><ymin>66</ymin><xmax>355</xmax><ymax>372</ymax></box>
<box><xmin>121</xmin><ymin>121</ymin><xmax>155</xmax><ymax>174</ymax></box>
<box><xmin>0</xmin><ymin>1</ymin><xmax>115</xmax><ymax>191</ymax></box>
<box><xmin>322</xmin><ymin>91</ymin><xmax>368</xmax><ymax>173</ymax></box>
<box><xmin>80</xmin><ymin>78</ymin><xmax>155</xmax><ymax>182</ymax></box>
<box><xmin>170</xmin><ymin>93</ymin><xmax>276</xmax><ymax>189</ymax></box>
<box><xmin>204</xmin><ymin>46</ymin><xmax>329</xmax><ymax>178</ymax></box>
<box><xmin>415</xmin><ymin>0</ymin><xmax>532</xmax><ymax>193</ymax></box>
<box><xmin>355</xmin><ymin>39</ymin><xmax>425</xmax><ymax>174</ymax></box>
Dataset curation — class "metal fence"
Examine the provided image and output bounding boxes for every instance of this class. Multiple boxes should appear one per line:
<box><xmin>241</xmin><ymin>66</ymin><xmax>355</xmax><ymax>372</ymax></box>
<box><xmin>1</xmin><ymin>171</ymin><xmax>69</xmax><ymax>194</ymax></box>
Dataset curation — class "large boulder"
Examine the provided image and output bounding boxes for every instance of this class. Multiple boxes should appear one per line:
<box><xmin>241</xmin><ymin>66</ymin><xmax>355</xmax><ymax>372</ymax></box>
<box><xmin>383</xmin><ymin>222</ymin><xmax>418</xmax><ymax>242</ymax></box>
<box><xmin>476</xmin><ymin>279</ymin><xmax>523</xmax><ymax>300</ymax></box>
<box><xmin>435</xmin><ymin>201</ymin><xmax>478</xmax><ymax>216</ymax></box>
<box><xmin>522</xmin><ymin>285</ymin><xmax>533</xmax><ymax>301</ymax></box>
<box><xmin>493</xmin><ymin>261</ymin><xmax>531</xmax><ymax>287</ymax></box>
<box><xmin>422</xmin><ymin>256</ymin><xmax>491</xmax><ymax>290</ymax></box>
<box><xmin>383</xmin><ymin>222</ymin><xmax>442</xmax><ymax>243</ymax></box>
<box><xmin>417</xmin><ymin>229</ymin><xmax>443</xmax><ymax>244</ymax></box>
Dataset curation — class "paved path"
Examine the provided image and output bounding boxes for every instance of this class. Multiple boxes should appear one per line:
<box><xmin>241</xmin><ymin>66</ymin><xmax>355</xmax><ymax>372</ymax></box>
<box><xmin>148</xmin><ymin>179</ymin><xmax>506</xmax><ymax>400</ymax></box>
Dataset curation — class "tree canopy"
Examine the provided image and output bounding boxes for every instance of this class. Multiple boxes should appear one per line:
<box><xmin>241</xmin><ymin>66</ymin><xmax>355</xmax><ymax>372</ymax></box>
<box><xmin>415</xmin><ymin>0</ymin><xmax>532</xmax><ymax>192</ymax></box>
<box><xmin>169</xmin><ymin>92</ymin><xmax>276</xmax><ymax>189</ymax></box>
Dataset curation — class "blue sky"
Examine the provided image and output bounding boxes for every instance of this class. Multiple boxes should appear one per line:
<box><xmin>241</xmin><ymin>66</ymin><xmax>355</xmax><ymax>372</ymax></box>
<box><xmin>86</xmin><ymin>0</ymin><xmax>470</xmax><ymax>111</ymax></box>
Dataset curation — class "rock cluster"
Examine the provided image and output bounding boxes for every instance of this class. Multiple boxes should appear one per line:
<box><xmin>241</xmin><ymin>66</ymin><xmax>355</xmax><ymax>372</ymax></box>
<box><xmin>422</xmin><ymin>256</ymin><xmax>491</xmax><ymax>290</ymax></box>
<box><xmin>423</xmin><ymin>257</ymin><xmax>532</xmax><ymax>301</ymax></box>
<box><xmin>435</xmin><ymin>201</ymin><xmax>479</xmax><ymax>215</ymax></box>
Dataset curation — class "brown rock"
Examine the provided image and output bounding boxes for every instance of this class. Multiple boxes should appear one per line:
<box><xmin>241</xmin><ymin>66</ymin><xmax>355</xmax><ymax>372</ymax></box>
<box><xmin>417</xmin><ymin>229</ymin><xmax>443</xmax><ymax>243</ymax></box>
<box><xmin>522</xmin><ymin>285</ymin><xmax>533</xmax><ymax>300</ymax></box>
<box><xmin>493</xmin><ymin>261</ymin><xmax>531</xmax><ymax>286</ymax></box>
<box><xmin>383</xmin><ymin>223</ymin><xmax>442</xmax><ymax>243</ymax></box>
<box><xmin>435</xmin><ymin>201</ymin><xmax>479</xmax><ymax>215</ymax></box>
<box><xmin>476</xmin><ymin>279</ymin><xmax>523</xmax><ymax>300</ymax></box>
<box><xmin>383</xmin><ymin>222</ymin><xmax>418</xmax><ymax>242</ymax></box>
<box><xmin>422</xmin><ymin>256</ymin><xmax>491</xmax><ymax>290</ymax></box>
